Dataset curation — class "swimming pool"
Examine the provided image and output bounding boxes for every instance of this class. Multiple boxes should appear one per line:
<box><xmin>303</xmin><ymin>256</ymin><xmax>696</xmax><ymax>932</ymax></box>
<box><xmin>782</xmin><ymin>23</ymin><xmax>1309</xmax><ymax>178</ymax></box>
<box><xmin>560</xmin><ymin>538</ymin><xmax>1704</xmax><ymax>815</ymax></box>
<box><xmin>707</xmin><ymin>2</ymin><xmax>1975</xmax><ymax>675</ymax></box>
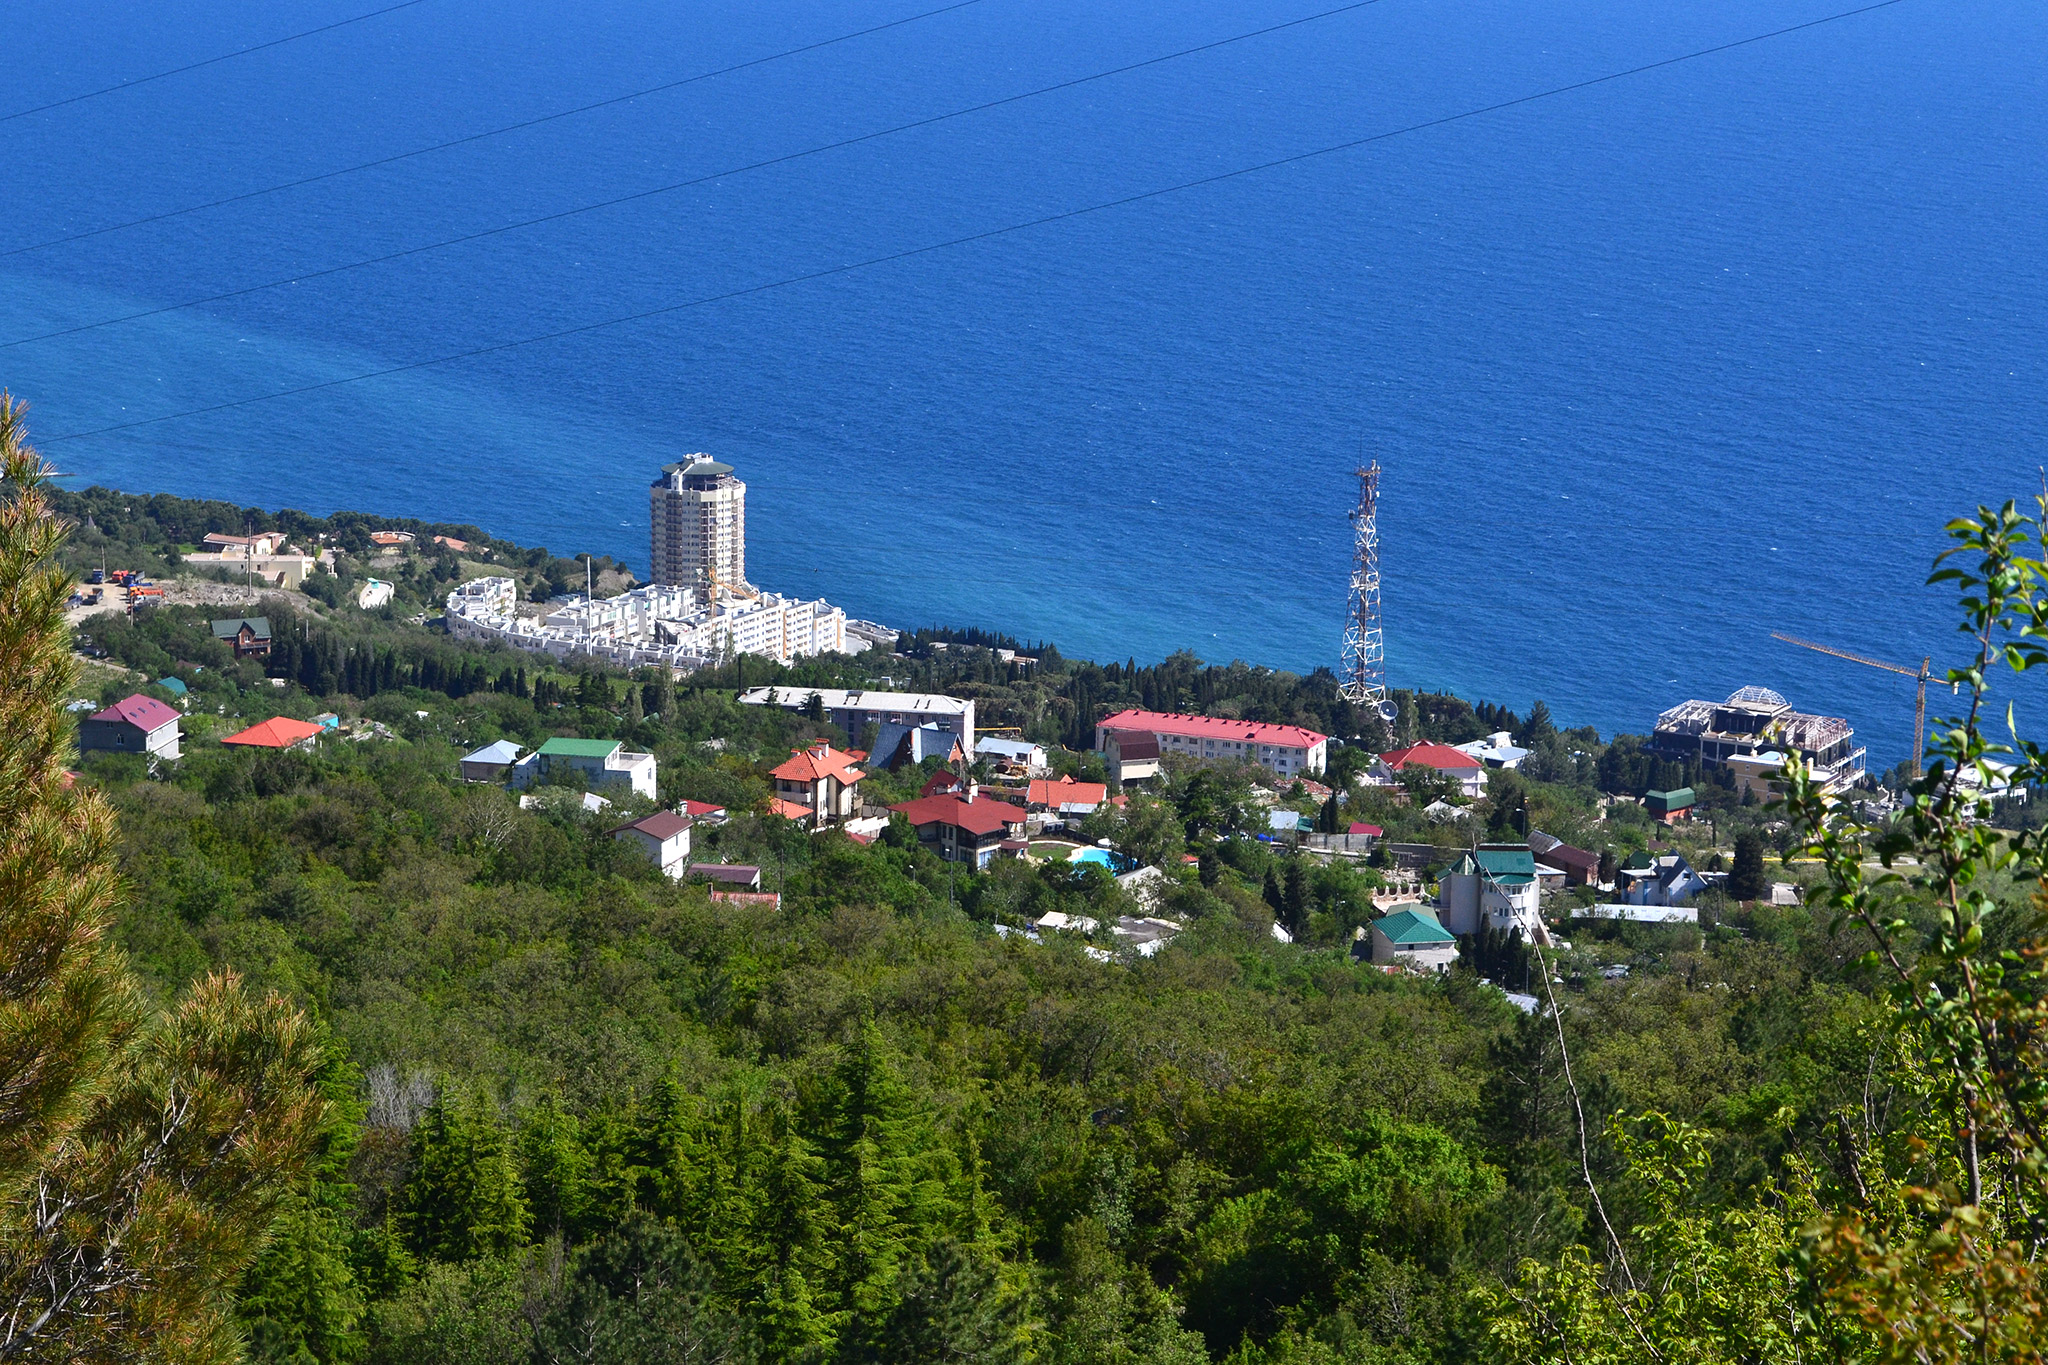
<box><xmin>1068</xmin><ymin>848</ymin><xmax>1133</xmax><ymax>873</ymax></box>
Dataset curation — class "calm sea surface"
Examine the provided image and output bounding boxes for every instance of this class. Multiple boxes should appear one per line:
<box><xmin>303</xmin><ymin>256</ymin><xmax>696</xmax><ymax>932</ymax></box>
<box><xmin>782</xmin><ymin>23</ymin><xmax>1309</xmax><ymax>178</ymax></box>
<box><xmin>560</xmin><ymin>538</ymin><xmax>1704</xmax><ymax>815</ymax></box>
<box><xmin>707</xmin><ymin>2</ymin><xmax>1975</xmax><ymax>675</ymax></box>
<box><xmin>4</xmin><ymin>0</ymin><xmax>2044</xmax><ymax>763</ymax></box>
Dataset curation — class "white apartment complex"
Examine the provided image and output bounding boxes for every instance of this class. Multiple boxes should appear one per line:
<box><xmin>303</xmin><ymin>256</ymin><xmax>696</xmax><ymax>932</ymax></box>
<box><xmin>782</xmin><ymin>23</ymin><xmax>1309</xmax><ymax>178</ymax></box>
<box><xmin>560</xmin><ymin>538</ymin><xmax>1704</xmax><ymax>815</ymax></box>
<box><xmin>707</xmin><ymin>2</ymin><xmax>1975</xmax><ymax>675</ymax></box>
<box><xmin>444</xmin><ymin>453</ymin><xmax>862</xmax><ymax>672</ymax></box>
<box><xmin>651</xmin><ymin>456</ymin><xmax>746</xmax><ymax>590</ymax></box>
<box><xmin>445</xmin><ymin>576</ymin><xmax>849</xmax><ymax>671</ymax></box>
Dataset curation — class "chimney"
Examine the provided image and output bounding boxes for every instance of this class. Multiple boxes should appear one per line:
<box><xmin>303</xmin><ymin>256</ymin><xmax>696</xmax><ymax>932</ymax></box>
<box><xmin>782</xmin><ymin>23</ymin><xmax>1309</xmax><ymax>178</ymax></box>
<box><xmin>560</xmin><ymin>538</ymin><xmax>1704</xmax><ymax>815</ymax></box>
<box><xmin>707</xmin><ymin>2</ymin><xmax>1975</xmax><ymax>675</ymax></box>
<box><xmin>966</xmin><ymin>780</ymin><xmax>979</xmax><ymax>802</ymax></box>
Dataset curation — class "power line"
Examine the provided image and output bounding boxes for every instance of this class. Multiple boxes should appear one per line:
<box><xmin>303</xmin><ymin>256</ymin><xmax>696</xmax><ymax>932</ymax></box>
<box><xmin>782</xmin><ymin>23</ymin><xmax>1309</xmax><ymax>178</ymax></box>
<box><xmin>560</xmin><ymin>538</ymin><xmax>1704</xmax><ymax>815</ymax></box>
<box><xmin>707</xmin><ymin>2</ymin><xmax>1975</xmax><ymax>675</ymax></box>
<box><xmin>0</xmin><ymin>0</ymin><xmax>991</xmax><ymax>258</ymax></box>
<box><xmin>0</xmin><ymin>0</ymin><xmax>435</xmax><ymax>125</ymax></box>
<box><xmin>41</xmin><ymin>0</ymin><xmax>1914</xmax><ymax>447</ymax></box>
<box><xmin>0</xmin><ymin>0</ymin><xmax>1391</xmax><ymax>350</ymax></box>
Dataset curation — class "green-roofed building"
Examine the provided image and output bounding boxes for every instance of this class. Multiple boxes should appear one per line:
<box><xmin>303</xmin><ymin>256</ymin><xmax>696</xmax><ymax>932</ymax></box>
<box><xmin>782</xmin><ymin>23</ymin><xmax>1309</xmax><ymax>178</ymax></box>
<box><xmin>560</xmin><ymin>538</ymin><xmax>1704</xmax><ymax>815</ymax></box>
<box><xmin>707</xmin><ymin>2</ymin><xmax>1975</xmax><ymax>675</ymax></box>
<box><xmin>1439</xmin><ymin>842</ymin><xmax>1549</xmax><ymax>946</ymax></box>
<box><xmin>1645</xmin><ymin>787</ymin><xmax>1696</xmax><ymax>821</ymax></box>
<box><xmin>510</xmin><ymin>735</ymin><xmax>657</xmax><ymax>799</ymax></box>
<box><xmin>1367</xmin><ymin>907</ymin><xmax>1460</xmax><ymax>970</ymax></box>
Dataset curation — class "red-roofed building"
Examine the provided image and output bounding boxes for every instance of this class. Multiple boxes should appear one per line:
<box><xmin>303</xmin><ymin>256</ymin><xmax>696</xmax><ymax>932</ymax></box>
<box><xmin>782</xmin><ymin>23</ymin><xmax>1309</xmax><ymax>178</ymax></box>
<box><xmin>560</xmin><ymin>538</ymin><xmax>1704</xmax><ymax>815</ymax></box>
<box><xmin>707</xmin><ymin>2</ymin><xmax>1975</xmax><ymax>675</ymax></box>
<box><xmin>679</xmin><ymin>799</ymin><xmax>728</xmax><ymax>823</ymax></box>
<box><xmin>611</xmin><ymin>811</ymin><xmax>693</xmax><ymax>877</ymax></box>
<box><xmin>78</xmin><ymin>693</ymin><xmax>182</xmax><ymax>762</ymax></box>
<box><xmin>710</xmin><ymin>889</ymin><xmax>782</xmax><ymax>910</ymax></box>
<box><xmin>1027</xmin><ymin>775</ymin><xmax>1108</xmax><ymax>817</ymax></box>
<box><xmin>769</xmin><ymin>741</ymin><xmax>865</xmax><ymax>827</ymax></box>
<box><xmin>1348</xmin><ymin>821</ymin><xmax>1385</xmax><ymax>838</ymax></box>
<box><xmin>220</xmin><ymin>716</ymin><xmax>324</xmax><ymax>751</ymax></box>
<box><xmin>890</xmin><ymin>790</ymin><xmax>1028</xmax><ymax>867</ymax></box>
<box><xmin>1373</xmin><ymin>743</ymin><xmax>1487</xmax><ymax>798</ymax></box>
<box><xmin>1094</xmin><ymin>709</ymin><xmax>1327</xmax><ymax>778</ymax></box>
<box><xmin>921</xmin><ymin>768</ymin><xmax>963</xmax><ymax>798</ymax></box>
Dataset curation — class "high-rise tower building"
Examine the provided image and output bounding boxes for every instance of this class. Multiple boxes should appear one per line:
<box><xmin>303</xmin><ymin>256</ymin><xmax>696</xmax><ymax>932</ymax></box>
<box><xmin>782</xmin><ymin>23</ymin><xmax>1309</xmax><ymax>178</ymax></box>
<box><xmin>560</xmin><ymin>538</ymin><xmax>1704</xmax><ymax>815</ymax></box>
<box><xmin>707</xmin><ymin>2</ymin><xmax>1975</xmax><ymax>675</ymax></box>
<box><xmin>650</xmin><ymin>456</ymin><xmax>746</xmax><ymax>591</ymax></box>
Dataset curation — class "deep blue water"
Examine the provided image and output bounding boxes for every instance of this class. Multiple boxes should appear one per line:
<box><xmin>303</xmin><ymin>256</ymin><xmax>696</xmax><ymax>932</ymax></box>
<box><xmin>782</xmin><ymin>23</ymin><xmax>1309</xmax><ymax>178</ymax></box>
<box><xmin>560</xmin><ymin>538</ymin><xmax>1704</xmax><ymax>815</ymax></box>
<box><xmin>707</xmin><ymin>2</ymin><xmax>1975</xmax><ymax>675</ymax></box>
<box><xmin>5</xmin><ymin>0</ymin><xmax>2045</xmax><ymax>765</ymax></box>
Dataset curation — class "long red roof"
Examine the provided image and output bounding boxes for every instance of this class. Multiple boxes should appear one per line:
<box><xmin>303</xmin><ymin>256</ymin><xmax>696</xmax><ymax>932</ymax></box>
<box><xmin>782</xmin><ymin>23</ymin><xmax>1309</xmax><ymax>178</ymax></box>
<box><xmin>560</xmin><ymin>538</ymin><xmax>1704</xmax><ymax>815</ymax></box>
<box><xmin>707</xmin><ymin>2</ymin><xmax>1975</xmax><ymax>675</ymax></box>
<box><xmin>1094</xmin><ymin>709</ymin><xmax>1327</xmax><ymax>749</ymax></box>
<box><xmin>890</xmin><ymin>793</ymin><xmax>1027</xmax><ymax>837</ymax></box>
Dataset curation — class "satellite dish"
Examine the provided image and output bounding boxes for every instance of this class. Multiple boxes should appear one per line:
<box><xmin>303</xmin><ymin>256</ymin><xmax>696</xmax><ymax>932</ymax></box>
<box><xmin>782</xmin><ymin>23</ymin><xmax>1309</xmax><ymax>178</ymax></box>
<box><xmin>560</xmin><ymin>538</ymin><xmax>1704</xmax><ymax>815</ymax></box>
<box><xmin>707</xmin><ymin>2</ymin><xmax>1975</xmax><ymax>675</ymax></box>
<box><xmin>1377</xmin><ymin>700</ymin><xmax>1398</xmax><ymax>723</ymax></box>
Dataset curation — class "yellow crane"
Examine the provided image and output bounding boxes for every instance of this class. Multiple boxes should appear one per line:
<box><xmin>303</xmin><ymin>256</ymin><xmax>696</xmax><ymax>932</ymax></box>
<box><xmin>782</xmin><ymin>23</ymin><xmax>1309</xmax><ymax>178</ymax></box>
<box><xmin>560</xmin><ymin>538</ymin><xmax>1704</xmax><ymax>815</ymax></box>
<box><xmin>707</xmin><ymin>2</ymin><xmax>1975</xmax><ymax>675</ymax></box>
<box><xmin>1771</xmin><ymin>632</ymin><xmax>1931</xmax><ymax>776</ymax></box>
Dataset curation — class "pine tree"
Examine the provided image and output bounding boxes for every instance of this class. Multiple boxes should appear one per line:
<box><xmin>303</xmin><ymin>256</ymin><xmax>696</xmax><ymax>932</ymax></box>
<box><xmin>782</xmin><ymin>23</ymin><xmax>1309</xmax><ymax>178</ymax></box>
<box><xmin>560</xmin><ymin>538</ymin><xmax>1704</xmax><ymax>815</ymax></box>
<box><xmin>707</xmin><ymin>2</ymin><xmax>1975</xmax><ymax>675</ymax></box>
<box><xmin>394</xmin><ymin>1092</ymin><xmax>531</xmax><ymax>1264</ymax></box>
<box><xmin>0</xmin><ymin>394</ymin><xmax>326</xmax><ymax>1363</ymax></box>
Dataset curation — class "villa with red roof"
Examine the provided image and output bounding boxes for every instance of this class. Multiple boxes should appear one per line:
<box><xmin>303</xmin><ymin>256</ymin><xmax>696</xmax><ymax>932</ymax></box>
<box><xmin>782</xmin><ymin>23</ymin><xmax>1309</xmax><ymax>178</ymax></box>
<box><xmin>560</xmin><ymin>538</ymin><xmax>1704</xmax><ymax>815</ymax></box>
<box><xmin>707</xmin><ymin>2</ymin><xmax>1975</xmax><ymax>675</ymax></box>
<box><xmin>220</xmin><ymin>716</ymin><xmax>325</xmax><ymax>752</ymax></box>
<box><xmin>769</xmin><ymin>740</ymin><xmax>865</xmax><ymax>827</ymax></box>
<box><xmin>889</xmin><ymin>788</ymin><xmax>1028</xmax><ymax>867</ymax></box>
<box><xmin>77</xmin><ymin>694</ymin><xmax>182</xmax><ymax>762</ymax></box>
<box><xmin>1373</xmin><ymin>742</ymin><xmax>1487</xmax><ymax>798</ymax></box>
<box><xmin>1093</xmin><ymin>709</ymin><xmax>1327</xmax><ymax>778</ymax></box>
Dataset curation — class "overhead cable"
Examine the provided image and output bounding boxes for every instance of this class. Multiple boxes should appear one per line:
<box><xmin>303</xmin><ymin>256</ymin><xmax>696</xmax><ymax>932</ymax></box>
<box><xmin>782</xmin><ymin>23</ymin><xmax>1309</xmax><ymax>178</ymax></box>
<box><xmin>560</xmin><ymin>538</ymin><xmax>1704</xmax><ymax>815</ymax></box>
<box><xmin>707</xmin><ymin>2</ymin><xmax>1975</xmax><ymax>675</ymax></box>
<box><xmin>0</xmin><ymin>0</ymin><xmax>992</xmax><ymax>257</ymax></box>
<box><xmin>41</xmin><ymin>0</ymin><xmax>1915</xmax><ymax>446</ymax></box>
<box><xmin>0</xmin><ymin>0</ymin><xmax>435</xmax><ymax>125</ymax></box>
<box><xmin>0</xmin><ymin>0</ymin><xmax>1391</xmax><ymax>350</ymax></box>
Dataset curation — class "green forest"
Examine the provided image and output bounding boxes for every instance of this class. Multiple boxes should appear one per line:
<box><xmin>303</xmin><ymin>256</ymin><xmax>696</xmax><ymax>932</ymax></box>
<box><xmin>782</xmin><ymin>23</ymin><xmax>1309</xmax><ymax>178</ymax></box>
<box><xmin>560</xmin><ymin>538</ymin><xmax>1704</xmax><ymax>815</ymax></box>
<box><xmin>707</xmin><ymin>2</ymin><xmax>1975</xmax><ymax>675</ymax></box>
<box><xmin>9</xmin><ymin>435</ymin><xmax>2048</xmax><ymax>1361</ymax></box>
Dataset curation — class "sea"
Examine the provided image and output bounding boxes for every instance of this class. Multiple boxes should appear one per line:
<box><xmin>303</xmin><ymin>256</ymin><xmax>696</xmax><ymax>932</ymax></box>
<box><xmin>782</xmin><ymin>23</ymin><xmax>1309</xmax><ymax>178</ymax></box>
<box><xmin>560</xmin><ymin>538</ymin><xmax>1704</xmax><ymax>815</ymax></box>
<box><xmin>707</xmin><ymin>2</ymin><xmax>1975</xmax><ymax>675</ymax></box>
<box><xmin>3</xmin><ymin>0</ymin><xmax>2044</xmax><ymax>767</ymax></box>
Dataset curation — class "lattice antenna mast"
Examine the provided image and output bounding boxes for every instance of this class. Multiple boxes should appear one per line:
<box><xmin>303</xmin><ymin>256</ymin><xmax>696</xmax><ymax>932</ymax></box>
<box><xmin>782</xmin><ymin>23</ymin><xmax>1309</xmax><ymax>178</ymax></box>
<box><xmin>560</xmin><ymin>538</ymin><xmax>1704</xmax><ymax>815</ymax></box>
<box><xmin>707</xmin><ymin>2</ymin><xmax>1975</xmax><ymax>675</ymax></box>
<box><xmin>1341</xmin><ymin>460</ymin><xmax>1393</xmax><ymax>722</ymax></box>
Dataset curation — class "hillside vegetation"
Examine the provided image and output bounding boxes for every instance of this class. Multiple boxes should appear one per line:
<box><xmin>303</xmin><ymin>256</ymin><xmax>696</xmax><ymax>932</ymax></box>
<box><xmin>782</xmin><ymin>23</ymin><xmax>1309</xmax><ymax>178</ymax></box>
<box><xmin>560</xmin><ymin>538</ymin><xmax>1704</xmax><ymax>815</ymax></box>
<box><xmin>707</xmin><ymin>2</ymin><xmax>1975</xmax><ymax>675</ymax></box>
<box><xmin>13</xmin><ymin>471</ymin><xmax>2048</xmax><ymax>1360</ymax></box>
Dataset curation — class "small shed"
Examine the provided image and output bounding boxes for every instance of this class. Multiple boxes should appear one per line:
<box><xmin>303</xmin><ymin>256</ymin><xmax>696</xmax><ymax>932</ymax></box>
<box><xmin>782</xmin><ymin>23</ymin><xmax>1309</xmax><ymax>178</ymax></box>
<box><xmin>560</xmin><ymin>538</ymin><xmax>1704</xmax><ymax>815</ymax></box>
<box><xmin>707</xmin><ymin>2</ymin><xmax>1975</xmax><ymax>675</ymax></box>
<box><xmin>1644</xmin><ymin>787</ymin><xmax>1696</xmax><ymax>822</ymax></box>
<box><xmin>459</xmin><ymin>739</ymin><xmax>524</xmax><ymax>782</ymax></box>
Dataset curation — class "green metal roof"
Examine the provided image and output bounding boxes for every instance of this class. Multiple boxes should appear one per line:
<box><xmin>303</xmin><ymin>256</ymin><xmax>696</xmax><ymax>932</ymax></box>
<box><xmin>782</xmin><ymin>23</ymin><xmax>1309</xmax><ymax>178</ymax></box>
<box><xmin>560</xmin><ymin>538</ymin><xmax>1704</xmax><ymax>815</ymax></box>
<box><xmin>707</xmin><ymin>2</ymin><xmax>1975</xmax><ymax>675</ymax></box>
<box><xmin>1448</xmin><ymin>847</ymin><xmax>1535</xmax><ymax>886</ymax></box>
<box><xmin>209</xmin><ymin>617</ymin><xmax>271</xmax><ymax>639</ymax></box>
<box><xmin>1645</xmin><ymin>787</ymin><xmax>1695</xmax><ymax>811</ymax></box>
<box><xmin>1375</xmin><ymin>908</ymin><xmax>1457</xmax><ymax>945</ymax></box>
<box><xmin>538</xmin><ymin>737</ymin><xmax>621</xmax><ymax>759</ymax></box>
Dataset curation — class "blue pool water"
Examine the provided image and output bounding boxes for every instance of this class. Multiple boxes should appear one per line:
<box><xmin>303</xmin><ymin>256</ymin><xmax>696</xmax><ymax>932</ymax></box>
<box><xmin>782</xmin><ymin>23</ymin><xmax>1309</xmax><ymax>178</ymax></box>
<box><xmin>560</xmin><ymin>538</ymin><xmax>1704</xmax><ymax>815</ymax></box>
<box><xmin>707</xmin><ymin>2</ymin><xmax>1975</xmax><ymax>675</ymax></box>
<box><xmin>4</xmin><ymin>0</ymin><xmax>2044</xmax><ymax>765</ymax></box>
<box><xmin>1069</xmin><ymin>848</ymin><xmax>1132</xmax><ymax>873</ymax></box>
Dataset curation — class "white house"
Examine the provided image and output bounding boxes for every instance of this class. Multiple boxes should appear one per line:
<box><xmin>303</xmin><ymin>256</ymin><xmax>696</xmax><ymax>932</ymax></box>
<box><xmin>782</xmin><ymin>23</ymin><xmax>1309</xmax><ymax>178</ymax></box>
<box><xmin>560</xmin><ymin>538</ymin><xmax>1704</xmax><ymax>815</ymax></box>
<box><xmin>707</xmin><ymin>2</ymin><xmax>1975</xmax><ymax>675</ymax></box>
<box><xmin>1437</xmin><ymin>845</ymin><xmax>1550</xmax><ymax>943</ymax></box>
<box><xmin>1367</xmin><ymin>908</ymin><xmax>1461</xmax><ymax>972</ymax></box>
<box><xmin>77</xmin><ymin>694</ymin><xmax>182</xmax><ymax>762</ymax></box>
<box><xmin>1373</xmin><ymin>743</ymin><xmax>1487</xmax><ymax>798</ymax></box>
<box><xmin>1617</xmin><ymin>853</ymin><xmax>1706</xmax><ymax>907</ymax></box>
<box><xmin>975</xmin><ymin>735</ymin><xmax>1048</xmax><ymax>776</ymax></box>
<box><xmin>611</xmin><ymin>811</ymin><xmax>693</xmax><ymax>877</ymax></box>
<box><xmin>510</xmin><ymin>737</ymin><xmax>657</xmax><ymax>799</ymax></box>
<box><xmin>1455</xmin><ymin>731</ymin><xmax>1530</xmax><ymax>770</ymax></box>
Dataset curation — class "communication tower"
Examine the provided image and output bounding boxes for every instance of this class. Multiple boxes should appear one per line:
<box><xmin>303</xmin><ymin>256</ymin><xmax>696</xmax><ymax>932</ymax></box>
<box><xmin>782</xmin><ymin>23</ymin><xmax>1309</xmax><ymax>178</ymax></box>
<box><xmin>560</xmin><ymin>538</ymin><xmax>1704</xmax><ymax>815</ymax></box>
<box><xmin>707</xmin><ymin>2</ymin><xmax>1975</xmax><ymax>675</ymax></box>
<box><xmin>1341</xmin><ymin>461</ymin><xmax>1395</xmax><ymax>724</ymax></box>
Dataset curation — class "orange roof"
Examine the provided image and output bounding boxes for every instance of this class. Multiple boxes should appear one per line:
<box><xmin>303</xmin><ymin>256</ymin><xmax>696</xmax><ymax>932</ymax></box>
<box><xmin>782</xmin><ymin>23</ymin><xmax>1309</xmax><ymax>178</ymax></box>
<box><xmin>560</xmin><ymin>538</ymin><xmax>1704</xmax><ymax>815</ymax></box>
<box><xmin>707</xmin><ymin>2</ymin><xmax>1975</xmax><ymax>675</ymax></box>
<box><xmin>221</xmin><ymin>716</ymin><xmax>324</xmax><ymax>749</ymax></box>
<box><xmin>1028</xmin><ymin>775</ymin><xmax>1108</xmax><ymax>808</ymax></box>
<box><xmin>769</xmin><ymin>797</ymin><xmax>815</xmax><ymax>821</ymax></box>
<box><xmin>770</xmin><ymin>741</ymin><xmax>865</xmax><ymax>785</ymax></box>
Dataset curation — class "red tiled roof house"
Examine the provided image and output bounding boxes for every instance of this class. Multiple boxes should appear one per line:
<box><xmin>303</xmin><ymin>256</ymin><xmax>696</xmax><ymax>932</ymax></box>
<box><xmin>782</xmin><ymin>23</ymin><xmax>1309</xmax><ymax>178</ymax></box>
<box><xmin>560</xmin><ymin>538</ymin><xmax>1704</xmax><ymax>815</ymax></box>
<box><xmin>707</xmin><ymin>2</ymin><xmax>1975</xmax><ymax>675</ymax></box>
<box><xmin>1373</xmin><ymin>742</ymin><xmax>1488</xmax><ymax>799</ymax></box>
<box><xmin>770</xmin><ymin>741</ymin><xmax>865</xmax><ymax>827</ymax></box>
<box><xmin>889</xmin><ymin>789</ymin><xmax>1027</xmax><ymax>867</ymax></box>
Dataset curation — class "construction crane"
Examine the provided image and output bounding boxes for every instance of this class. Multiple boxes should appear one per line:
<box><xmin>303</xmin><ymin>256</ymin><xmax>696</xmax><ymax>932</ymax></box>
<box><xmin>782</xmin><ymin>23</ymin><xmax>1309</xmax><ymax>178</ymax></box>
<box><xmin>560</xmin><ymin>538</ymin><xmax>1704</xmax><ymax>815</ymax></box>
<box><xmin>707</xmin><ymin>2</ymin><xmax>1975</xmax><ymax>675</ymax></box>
<box><xmin>1771</xmin><ymin>632</ymin><xmax>1931</xmax><ymax>776</ymax></box>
